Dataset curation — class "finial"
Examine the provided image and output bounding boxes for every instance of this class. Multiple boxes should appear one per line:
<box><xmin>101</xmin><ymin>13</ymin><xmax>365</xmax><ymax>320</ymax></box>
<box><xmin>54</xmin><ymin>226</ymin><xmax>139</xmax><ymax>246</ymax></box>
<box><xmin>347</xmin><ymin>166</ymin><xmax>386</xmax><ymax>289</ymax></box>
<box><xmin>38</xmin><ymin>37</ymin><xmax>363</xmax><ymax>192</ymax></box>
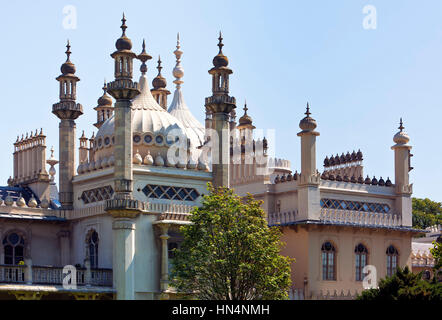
<box><xmin>305</xmin><ymin>102</ymin><xmax>311</xmax><ymax>117</ymax></box>
<box><xmin>65</xmin><ymin>40</ymin><xmax>71</xmax><ymax>61</ymax></box>
<box><xmin>157</xmin><ymin>55</ymin><xmax>163</xmax><ymax>75</ymax></box>
<box><xmin>50</xmin><ymin>146</ymin><xmax>55</xmax><ymax>158</ymax></box>
<box><xmin>398</xmin><ymin>118</ymin><xmax>404</xmax><ymax>132</ymax></box>
<box><xmin>218</xmin><ymin>31</ymin><xmax>224</xmax><ymax>53</ymax></box>
<box><xmin>177</xmin><ymin>32</ymin><xmax>180</xmax><ymax>49</ymax></box>
<box><xmin>138</xmin><ymin>39</ymin><xmax>152</xmax><ymax>74</ymax></box>
<box><xmin>121</xmin><ymin>13</ymin><xmax>127</xmax><ymax>35</ymax></box>
<box><xmin>243</xmin><ymin>100</ymin><xmax>248</xmax><ymax>114</ymax></box>
<box><xmin>102</xmin><ymin>79</ymin><xmax>107</xmax><ymax>92</ymax></box>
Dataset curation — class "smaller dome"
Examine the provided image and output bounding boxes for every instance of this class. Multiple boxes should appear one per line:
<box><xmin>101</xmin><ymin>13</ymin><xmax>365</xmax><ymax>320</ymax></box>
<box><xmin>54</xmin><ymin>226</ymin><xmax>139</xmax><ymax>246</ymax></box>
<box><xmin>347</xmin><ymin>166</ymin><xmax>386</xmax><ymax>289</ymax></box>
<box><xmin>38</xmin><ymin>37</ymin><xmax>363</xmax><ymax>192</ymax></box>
<box><xmin>144</xmin><ymin>151</ymin><xmax>153</xmax><ymax>165</ymax></box>
<box><xmin>116</xmin><ymin>35</ymin><xmax>132</xmax><ymax>51</ymax></box>
<box><xmin>239</xmin><ymin>104</ymin><xmax>253</xmax><ymax>126</ymax></box>
<box><xmin>40</xmin><ymin>199</ymin><xmax>50</xmax><ymax>209</ymax></box>
<box><xmin>153</xmin><ymin>75</ymin><xmax>167</xmax><ymax>90</ymax></box>
<box><xmin>61</xmin><ymin>61</ymin><xmax>76</xmax><ymax>75</ymax></box>
<box><xmin>213</xmin><ymin>32</ymin><xmax>229</xmax><ymax>68</ymax></box>
<box><xmin>299</xmin><ymin>103</ymin><xmax>317</xmax><ymax>131</ymax></box>
<box><xmin>98</xmin><ymin>88</ymin><xmax>112</xmax><ymax>106</ymax></box>
<box><xmin>28</xmin><ymin>196</ymin><xmax>38</xmax><ymax>208</ymax></box>
<box><xmin>393</xmin><ymin>131</ymin><xmax>410</xmax><ymax>145</ymax></box>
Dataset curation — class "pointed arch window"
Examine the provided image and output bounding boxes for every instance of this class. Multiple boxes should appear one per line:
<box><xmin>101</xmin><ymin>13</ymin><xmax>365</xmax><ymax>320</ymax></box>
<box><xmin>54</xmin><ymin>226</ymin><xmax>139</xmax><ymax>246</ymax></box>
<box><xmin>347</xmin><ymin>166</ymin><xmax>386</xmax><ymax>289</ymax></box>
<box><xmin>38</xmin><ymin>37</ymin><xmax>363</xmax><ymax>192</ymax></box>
<box><xmin>321</xmin><ymin>241</ymin><xmax>336</xmax><ymax>281</ymax></box>
<box><xmin>87</xmin><ymin>230</ymin><xmax>99</xmax><ymax>268</ymax></box>
<box><xmin>3</xmin><ymin>233</ymin><xmax>25</xmax><ymax>265</ymax></box>
<box><xmin>386</xmin><ymin>245</ymin><xmax>399</xmax><ymax>277</ymax></box>
<box><xmin>355</xmin><ymin>244</ymin><xmax>368</xmax><ymax>281</ymax></box>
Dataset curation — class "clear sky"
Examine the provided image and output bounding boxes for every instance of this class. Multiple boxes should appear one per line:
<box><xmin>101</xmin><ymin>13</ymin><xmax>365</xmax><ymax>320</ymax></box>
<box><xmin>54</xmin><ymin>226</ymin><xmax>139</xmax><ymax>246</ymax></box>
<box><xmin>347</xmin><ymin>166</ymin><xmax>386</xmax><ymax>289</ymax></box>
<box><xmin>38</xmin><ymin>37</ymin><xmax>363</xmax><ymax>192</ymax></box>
<box><xmin>0</xmin><ymin>0</ymin><xmax>441</xmax><ymax>201</ymax></box>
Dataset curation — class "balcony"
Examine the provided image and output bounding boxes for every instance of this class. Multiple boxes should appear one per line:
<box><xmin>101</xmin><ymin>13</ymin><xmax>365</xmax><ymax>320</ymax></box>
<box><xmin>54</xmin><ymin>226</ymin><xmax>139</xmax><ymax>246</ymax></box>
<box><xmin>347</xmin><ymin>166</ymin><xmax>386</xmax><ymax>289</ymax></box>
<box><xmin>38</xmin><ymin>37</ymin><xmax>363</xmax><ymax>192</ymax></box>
<box><xmin>0</xmin><ymin>264</ymin><xmax>112</xmax><ymax>287</ymax></box>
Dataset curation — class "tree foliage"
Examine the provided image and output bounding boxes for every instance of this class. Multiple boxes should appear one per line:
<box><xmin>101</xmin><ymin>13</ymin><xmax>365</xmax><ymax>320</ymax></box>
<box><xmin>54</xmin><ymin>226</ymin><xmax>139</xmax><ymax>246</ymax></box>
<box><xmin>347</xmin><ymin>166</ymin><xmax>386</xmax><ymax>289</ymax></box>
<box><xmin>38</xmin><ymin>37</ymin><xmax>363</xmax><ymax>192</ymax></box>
<box><xmin>430</xmin><ymin>239</ymin><xmax>442</xmax><ymax>276</ymax></box>
<box><xmin>412</xmin><ymin>198</ymin><xmax>442</xmax><ymax>229</ymax></box>
<box><xmin>170</xmin><ymin>184</ymin><xmax>293</xmax><ymax>300</ymax></box>
<box><xmin>357</xmin><ymin>266</ymin><xmax>442</xmax><ymax>301</ymax></box>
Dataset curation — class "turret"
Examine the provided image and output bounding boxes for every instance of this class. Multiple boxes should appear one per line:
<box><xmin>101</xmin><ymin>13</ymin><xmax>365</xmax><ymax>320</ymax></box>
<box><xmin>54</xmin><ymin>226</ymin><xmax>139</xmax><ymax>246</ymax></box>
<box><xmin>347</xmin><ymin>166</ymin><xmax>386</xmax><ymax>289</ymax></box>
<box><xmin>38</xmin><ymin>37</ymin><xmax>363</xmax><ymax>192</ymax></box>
<box><xmin>391</xmin><ymin>118</ymin><xmax>413</xmax><ymax>226</ymax></box>
<box><xmin>151</xmin><ymin>55</ymin><xmax>170</xmax><ymax>110</ymax></box>
<box><xmin>52</xmin><ymin>41</ymin><xmax>83</xmax><ymax>209</ymax></box>
<box><xmin>297</xmin><ymin>103</ymin><xmax>321</xmax><ymax>221</ymax></box>
<box><xmin>204</xmin><ymin>32</ymin><xmax>236</xmax><ymax>188</ymax></box>
<box><xmin>94</xmin><ymin>81</ymin><xmax>113</xmax><ymax>129</ymax></box>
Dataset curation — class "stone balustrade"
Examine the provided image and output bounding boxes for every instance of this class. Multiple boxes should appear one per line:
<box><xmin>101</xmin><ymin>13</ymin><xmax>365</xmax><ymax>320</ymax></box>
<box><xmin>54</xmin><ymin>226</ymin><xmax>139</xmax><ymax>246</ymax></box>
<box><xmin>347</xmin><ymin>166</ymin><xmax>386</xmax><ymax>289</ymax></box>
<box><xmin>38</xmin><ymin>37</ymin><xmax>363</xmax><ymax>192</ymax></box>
<box><xmin>0</xmin><ymin>264</ymin><xmax>112</xmax><ymax>287</ymax></box>
<box><xmin>268</xmin><ymin>208</ymin><xmax>403</xmax><ymax>228</ymax></box>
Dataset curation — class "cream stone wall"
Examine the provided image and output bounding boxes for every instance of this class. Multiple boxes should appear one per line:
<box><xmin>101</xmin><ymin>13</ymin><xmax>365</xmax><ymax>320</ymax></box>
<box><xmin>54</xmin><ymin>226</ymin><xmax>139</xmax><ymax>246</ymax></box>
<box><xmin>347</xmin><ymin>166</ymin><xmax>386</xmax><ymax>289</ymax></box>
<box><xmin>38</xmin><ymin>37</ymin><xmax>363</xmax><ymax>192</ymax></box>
<box><xmin>280</xmin><ymin>225</ymin><xmax>412</xmax><ymax>296</ymax></box>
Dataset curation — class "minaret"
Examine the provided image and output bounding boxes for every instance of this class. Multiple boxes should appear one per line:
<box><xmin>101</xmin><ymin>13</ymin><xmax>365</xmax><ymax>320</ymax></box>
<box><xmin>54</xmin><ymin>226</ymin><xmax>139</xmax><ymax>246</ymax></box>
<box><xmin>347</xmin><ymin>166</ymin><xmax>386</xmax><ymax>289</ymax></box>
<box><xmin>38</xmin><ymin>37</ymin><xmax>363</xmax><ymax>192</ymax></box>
<box><xmin>151</xmin><ymin>55</ymin><xmax>170</xmax><ymax>110</ymax></box>
<box><xmin>78</xmin><ymin>131</ymin><xmax>89</xmax><ymax>165</ymax></box>
<box><xmin>205</xmin><ymin>32</ymin><xmax>236</xmax><ymax>188</ymax></box>
<box><xmin>391</xmin><ymin>118</ymin><xmax>413</xmax><ymax>226</ymax></box>
<box><xmin>94</xmin><ymin>81</ymin><xmax>113</xmax><ymax>129</ymax></box>
<box><xmin>52</xmin><ymin>40</ymin><xmax>83</xmax><ymax>209</ymax></box>
<box><xmin>297</xmin><ymin>103</ymin><xmax>321</xmax><ymax>221</ymax></box>
<box><xmin>104</xmin><ymin>15</ymin><xmax>142</xmax><ymax>301</ymax></box>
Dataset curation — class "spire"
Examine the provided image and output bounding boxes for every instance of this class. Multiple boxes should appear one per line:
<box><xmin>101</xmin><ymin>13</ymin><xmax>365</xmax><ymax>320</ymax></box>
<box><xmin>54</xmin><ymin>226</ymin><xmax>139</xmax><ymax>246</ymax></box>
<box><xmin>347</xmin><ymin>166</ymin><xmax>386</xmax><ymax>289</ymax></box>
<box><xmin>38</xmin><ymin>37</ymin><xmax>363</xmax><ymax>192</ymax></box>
<box><xmin>399</xmin><ymin>118</ymin><xmax>404</xmax><ymax>132</ymax></box>
<box><xmin>218</xmin><ymin>31</ymin><xmax>224</xmax><ymax>54</ymax></box>
<box><xmin>173</xmin><ymin>33</ymin><xmax>184</xmax><ymax>88</ymax></box>
<box><xmin>65</xmin><ymin>40</ymin><xmax>71</xmax><ymax>62</ymax></box>
<box><xmin>152</xmin><ymin>55</ymin><xmax>167</xmax><ymax>91</ymax></box>
<box><xmin>157</xmin><ymin>55</ymin><xmax>163</xmax><ymax>75</ymax></box>
<box><xmin>138</xmin><ymin>39</ymin><xmax>152</xmax><ymax>75</ymax></box>
<box><xmin>299</xmin><ymin>102</ymin><xmax>317</xmax><ymax>132</ymax></box>
<box><xmin>238</xmin><ymin>100</ymin><xmax>254</xmax><ymax>128</ymax></box>
<box><xmin>305</xmin><ymin>102</ymin><xmax>311</xmax><ymax>117</ymax></box>
<box><xmin>121</xmin><ymin>13</ymin><xmax>127</xmax><ymax>36</ymax></box>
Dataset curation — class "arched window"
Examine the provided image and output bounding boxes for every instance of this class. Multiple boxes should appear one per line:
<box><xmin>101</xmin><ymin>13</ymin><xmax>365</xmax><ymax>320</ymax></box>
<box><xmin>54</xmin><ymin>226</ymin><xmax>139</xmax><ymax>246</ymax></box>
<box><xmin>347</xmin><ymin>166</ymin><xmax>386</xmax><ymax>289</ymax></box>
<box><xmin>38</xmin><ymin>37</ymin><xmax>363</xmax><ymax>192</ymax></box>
<box><xmin>321</xmin><ymin>241</ymin><xmax>336</xmax><ymax>281</ymax></box>
<box><xmin>355</xmin><ymin>244</ymin><xmax>368</xmax><ymax>281</ymax></box>
<box><xmin>386</xmin><ymin>245</ymin><xmax>399</xmax><ymax>277</ymax></box>
<box><xmin>3</xmin><ymin>233</ymin><xmax>25</xmax><ymax>265</ymax></box>
<box><xmin>87</xmin><ymin>230</ymin><xmax>99</xmax><ymax>268</ymax></box>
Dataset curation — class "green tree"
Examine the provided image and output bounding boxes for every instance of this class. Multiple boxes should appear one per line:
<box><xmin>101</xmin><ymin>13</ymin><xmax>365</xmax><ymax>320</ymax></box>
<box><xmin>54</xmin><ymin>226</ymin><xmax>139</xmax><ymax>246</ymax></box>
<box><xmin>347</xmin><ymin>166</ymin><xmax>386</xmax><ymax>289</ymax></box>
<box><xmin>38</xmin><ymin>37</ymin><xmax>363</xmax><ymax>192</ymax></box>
<box><xmin>430</xmin><ymin>239</ymin><xmax>442</xmax><ymax>277</ymax></box>
<box><xmin>170</xmin><ymin>184</ymin><xmax>293</xmax><ymax>300</ymax></box>
<box><xmin>357</xmin><ymin>266</ymin><xmax>442</xmax><ymax>301</ymax></box>
<box><xmin>412</xmin><ymin>198</ymin><xmax>442</xmax><ymax>229</ymax></box>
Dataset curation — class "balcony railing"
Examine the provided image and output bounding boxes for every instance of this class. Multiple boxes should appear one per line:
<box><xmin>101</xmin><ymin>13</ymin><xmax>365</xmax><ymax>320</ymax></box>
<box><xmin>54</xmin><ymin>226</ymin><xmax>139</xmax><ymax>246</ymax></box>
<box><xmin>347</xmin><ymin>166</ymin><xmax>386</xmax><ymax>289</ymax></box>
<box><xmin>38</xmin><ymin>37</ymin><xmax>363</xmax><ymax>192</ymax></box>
<box><xmin>268</xmin><ymin>208</ymin><xmax>403</xmax><ymax>228</ymax></box>
<box><xmin>0</xmin><ymin>264</ymin><xmax>112</xmax><ymax>287</ymax></box>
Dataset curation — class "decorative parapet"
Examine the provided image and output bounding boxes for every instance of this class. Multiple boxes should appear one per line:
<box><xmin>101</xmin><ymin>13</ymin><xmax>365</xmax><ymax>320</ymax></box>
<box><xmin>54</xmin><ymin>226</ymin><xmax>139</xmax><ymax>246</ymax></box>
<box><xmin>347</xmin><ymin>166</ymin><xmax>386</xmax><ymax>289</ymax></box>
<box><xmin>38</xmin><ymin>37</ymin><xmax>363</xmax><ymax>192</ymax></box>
<box><xmin>310</xmin><ymin>289</ymin><xmax>360</xmax><ymax>300</ymax></box>
<box><xmin>319</xmin><ymin>208</ymin><xmax>402</xmax><ymax>227</ymax></box>
<box><xmin>268</xmin><ymin>210</ymin><xmax>298</xmax><ymax>226</ymax></box>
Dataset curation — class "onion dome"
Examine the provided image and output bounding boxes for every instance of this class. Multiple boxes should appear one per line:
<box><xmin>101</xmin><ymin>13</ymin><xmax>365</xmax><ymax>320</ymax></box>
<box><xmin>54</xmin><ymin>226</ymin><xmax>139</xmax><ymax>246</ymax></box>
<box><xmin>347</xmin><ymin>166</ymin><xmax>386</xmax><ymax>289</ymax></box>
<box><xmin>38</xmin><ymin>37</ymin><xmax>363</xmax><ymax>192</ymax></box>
<box><xmin>371</xmin><ymin>176</ymin><xmax>378</xmax><ymax>185</ymax></box>
<box><xmin>133</xmin><ymin>150</ymin><xmax>142</xmax><ymax>164</ymax></box>
<box><xmin>385</xmin><ymin>177</ymin><xmax>392</xmax><ymax>187</ymax></box>
<box><xmin>350</xmin><ymin>175</ymin><xmax>357</xmax><ymax>183</ymax></box>
<box><xmin>155</xmin><ymin>153</ymin><xmax>165</xmax><ymax>166</ymax></box>
<box><xmin>336</xmin><ymin>174</ymin><xmax>342</xmax><ymax>182</ymax></box>
<box><xmin>28</xmin><ymin>196</ymin><xmax>38</xmax><ymax>208</ymax></box>
<box><xmin>61</xmin><ymin>40</ymin><xmax>76</xmax><ymax>75</ymax></box>
<box><xmin>329</xmin><ymin>156</ymin><xmax>335</xmax><ymax>166</ymax></box>
<box><xmin>17</xmin><ymin>197</ymin><xmax>26</xmax><ymax>207</ymax></box>
<box><xmin>351</xmin><ymin>150</ymin><xmax>357</xmax><ymax>161</ymax></box>
<box><xmin>334</xmin><ymin>154</ymin><xmax>340</xmax><ymax>165</ymax></box>
<box><xmin>4</xmin><ymin>195</ymin><xmax>13</xmax><ymax>206</ymax></box>
<box><xmin>328</xmin><ymin>173</ymin><xmax>335</xmax><ymax>181</ymax></box>
<box><xmin>343</xmin><ymin>175</ymin><xmax>349</xmax><ymax>182</ymax></box>
<box><xmin>213</xmin><ymin>32</ymin><xmax>229</xmax><ymax>68</ymax></box>
<box><xmin>115</xmin><ymin>14</ymin><xmax>133</xmax><ymax>51</ymax></box>
<box><xmin>378</xmin><ymin>177</ymin><xmax>385</xmax><ymax>186</ymax></box>
<box><xmin>152</xmin><ymin>56</ymin><xmax>167</xmax><ymax>90</ymax></box>
<box><xmin>144</xmin><ymin>151</ymin><xmax>153</xmax><ymax>165</ymax></box>
<box><xmin>97</xmin><ymin>82</ymin><xmax>113</xmax><ymax>106</ymax></box>
<box><xmin>292</xmin><ymin>171</ymin><xmax>298</xmax><ymax>180</ymax></box>
<box><xmin>299</xmin><ymin>103</ymin><xmax>317</xmax><ymax>131</ymax></box>
<box><xmin>324</xmin><ymin>156</ymin><xmax>329</xmax><ymax>167</ymax></box>
<box><xmin>364</xmin><ymin>175</ymin><xmax>372</xmax><ymax>185</ymax></box>
<box><xmin>345</xmin><ymin>152</ymin><xmax>351</xmax><ymax>162</ymax></box>
<box><xmin>40</xmin><ymin>199</ymin><xmax>50</xmax><ymax>209</ymax></box>
<box><xmin>168</xmin><ymin>36</ymin><xmax>205</xmax><ymax>149</ymax></box>
<box><xmin>280</xmin><ymin>174</ymin><xmax>286</xmax><ymax>183</ymax></box>
<box><xmin>356</xmin><ymin>149</ymin><xmax>363</xmax><ymax>161</ymax></box>
<box><xmin>357</xmin><ymin>175</ymin><xmax>364</xmax><ymax>184</ymax></box>
<box><xmin>393</xmin><ymin>118</ymin><xmax>410</xmax><ymax>145</ymax></box>
<box><xmin>238</xmin><ymin>102</ymin><xmax>254</xmax><ymax>126</ymax></box>
<box><xmin>321</xmin><ymin>171</ymin><xmax>328</xmax><ymax>180</ymax></box>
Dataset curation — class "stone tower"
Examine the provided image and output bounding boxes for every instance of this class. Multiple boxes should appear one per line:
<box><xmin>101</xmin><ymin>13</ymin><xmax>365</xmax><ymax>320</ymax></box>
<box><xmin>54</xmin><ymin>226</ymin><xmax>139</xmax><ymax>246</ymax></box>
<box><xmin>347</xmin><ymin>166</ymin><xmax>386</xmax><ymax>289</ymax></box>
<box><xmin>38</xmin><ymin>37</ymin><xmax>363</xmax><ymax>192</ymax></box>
<box><xmin>391</xmin><ymin>118</ymin><xmax>413</xmax><ymax>226</ymax></box>
<box><xmin>52</xmin><ymin>41</ymin><xmax>83</xmax><ymax>209</ymax></box>
<box><xmin>297</xmin><ymin>103</ymin><xmax>321</xmax><ymax>221</ymax></box>
<box><xmin>94</xmin><ymin>81</ymin><xmax>114</xmax><ymax>129</ymax></box>
<box><xmin>204</xmin><ymin>32</ymin><xmax>236</xmax><ymax>188</ymax></box>
<box><xmin>104</xmin><ymin>14</ymin><xmax>143</xmax><ymax>300</ymax></box>
<box><xmin>151</xmin><ymin>55</ymin><xmax>170</xmax><ymax>110</ymax></box>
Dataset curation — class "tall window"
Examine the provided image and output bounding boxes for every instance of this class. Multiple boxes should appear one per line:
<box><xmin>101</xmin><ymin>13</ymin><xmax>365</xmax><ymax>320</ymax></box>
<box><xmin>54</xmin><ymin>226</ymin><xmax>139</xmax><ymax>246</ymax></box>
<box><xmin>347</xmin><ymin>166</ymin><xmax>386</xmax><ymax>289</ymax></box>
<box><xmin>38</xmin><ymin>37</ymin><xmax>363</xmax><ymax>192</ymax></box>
<box><xmin>87</xmin><ymin>231</ymin><xmax>99</xmax><ymax>268</ymax></box>
<box><xmin>321</xmin><ymin>242</ymin><xmax>336</xmax><ymax>280</ymax></box>
<box><xmin>3</xmin><ymin>233</ymin><xmax>25</xmax><ymax>265</ymax></box>
<box><xmin>355</xmin><ymin>244</ymin><xmax>368</xmax><ymax>281</ymax></box>
<box><xmin>386</xmin><ymin>245</ymin><xmax>399</xmax><ymax>277</ymax></box>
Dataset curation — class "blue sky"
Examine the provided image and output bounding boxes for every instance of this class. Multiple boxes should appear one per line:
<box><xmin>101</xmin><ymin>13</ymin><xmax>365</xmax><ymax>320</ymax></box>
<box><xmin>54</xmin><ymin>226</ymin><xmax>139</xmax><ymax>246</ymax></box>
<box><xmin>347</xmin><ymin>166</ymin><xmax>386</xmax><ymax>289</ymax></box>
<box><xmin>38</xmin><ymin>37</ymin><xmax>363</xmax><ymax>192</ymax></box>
<box><xmin>0</xmin><ymin>0</ymin><xmax>441</xmax><ymax>201</ymax></box>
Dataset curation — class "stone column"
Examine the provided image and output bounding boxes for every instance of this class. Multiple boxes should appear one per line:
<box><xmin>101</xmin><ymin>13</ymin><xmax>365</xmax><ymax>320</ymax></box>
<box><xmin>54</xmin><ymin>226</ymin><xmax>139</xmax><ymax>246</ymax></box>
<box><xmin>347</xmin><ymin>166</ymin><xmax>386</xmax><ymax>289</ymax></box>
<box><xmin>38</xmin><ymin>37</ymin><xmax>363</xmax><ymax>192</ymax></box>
<box><xmin>57</xmin><ymin>230</ymin><xmax>70</xmax><ymax>266</ymax></box>
<box><xmin>211</xmin><ymin>112</ymin><xmax>231</xmax><ymax>188</ymax></box>
<box><xmin>25</xmin><ymin>258</ymin><xmax>33</xmax><ymax>285</ymax></box>
<box><xmin>112</xmin><ymin>215</ymin><xmax>137</xmax><ymax>300</ymax></box>
<box><xmin>159</xmin><ymin>224</ymin><xmax>170</xmax><ymax>293</ymax></box>
<box><xmin>58</xmin><ymin>119</ymin><xmax>76</xmax><ymax>208</ymax></box>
